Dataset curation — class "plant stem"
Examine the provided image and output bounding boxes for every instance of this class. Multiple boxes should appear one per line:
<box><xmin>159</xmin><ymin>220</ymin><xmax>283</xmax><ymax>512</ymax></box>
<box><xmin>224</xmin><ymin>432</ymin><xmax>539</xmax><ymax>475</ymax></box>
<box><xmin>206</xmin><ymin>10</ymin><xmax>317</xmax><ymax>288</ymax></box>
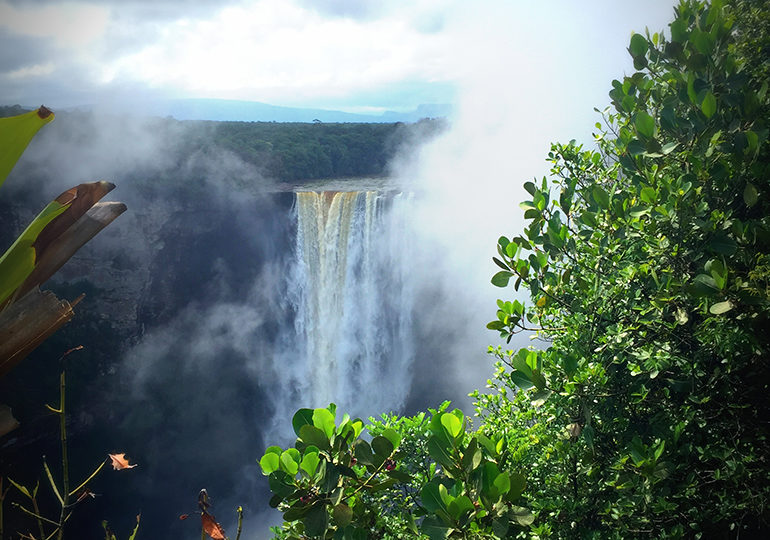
<box><xmin>68</xmin><ymin>460</ymin><xmax>106</xmax><ymax>499</ymax></box>
<box><xmin>235</xmin><ymin>506</ymin><xmax>243</xmax><ymax>540</ymax></box>
<box><xmin>56</xmin><ymin>369</ymin><xmax>69</xmax><ymax>540</ymax></box>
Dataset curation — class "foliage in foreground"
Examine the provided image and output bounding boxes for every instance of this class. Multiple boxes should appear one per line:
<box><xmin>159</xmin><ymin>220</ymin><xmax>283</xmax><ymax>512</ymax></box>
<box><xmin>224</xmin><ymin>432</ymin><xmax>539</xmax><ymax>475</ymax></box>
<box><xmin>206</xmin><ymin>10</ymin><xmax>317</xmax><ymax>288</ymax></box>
<box><xmin>261</xmin><ymin>404</ymin><xmax>531</xmax><ymax>539</ymax></box>
<box><xmin>262</xmin><ymin>0</ymin><xmax>769</xmax><ymax>537</ymax></box>
<box><xmin>484</xmin><ymin>0</ymin><xmax>769</xmax><ymax>537</ymax></box>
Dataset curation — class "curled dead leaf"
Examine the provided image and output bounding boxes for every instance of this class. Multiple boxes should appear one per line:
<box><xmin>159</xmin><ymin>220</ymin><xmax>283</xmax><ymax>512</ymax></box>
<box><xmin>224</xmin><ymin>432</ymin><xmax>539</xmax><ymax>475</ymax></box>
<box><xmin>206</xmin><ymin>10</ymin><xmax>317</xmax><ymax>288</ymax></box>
<box><xmin>201</xmin><ymin>512</ymin><xmax>226</xmax><ymax>540</ymax></box>
<box><xmin>108</xmin><ymin>453</ymin><xmax>138</xmax><ymax>470</ymax></box>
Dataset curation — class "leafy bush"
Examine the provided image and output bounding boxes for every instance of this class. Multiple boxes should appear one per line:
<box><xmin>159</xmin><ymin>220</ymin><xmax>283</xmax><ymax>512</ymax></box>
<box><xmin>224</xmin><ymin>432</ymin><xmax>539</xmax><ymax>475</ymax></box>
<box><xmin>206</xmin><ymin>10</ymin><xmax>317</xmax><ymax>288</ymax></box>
<box><xmin>484</xmin><ymin>0</ymin><xmax>769</xmax><ymax>536</ymax></box>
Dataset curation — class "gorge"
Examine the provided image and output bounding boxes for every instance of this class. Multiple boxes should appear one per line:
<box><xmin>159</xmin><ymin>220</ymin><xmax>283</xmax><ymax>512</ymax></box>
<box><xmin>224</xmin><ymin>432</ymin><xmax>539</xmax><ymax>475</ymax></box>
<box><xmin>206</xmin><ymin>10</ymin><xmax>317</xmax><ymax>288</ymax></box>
<box><xmin>0</xmin><ymin>111</ymin><xmax>484</xmax><ymax>537</ymax></box>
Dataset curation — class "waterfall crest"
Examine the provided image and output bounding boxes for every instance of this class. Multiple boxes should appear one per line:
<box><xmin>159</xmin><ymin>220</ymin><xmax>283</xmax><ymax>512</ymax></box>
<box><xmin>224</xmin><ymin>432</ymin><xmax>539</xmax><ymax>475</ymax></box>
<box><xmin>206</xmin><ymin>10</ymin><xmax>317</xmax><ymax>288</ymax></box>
<box><xmin>269</xmin><ymin>190</ymin><xmax>414</xmax><ymax>439</ymax></box>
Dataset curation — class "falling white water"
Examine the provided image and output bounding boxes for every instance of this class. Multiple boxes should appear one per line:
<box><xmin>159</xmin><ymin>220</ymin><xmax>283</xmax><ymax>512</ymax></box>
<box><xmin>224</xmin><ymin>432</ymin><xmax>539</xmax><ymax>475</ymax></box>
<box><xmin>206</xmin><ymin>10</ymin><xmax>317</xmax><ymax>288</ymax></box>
<box><xmin>267</xmin><ymin>190</ymin><xmax>414</xmax><ymax>440</ymax></box>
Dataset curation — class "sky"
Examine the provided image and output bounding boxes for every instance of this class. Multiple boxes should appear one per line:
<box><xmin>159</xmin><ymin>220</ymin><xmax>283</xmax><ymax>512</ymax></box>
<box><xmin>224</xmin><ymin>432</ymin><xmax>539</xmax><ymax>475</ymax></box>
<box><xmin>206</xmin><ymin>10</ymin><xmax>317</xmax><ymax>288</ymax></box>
<box><xmin>0</xmin><ymin>0</ymin><xmax>678</xmax><ymax>115</ymax></box>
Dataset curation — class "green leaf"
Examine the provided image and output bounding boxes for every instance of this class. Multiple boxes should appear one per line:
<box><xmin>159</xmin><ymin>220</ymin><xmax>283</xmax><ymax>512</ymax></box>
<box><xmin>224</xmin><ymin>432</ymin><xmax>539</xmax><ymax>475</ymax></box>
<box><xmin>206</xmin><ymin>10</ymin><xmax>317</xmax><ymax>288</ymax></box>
<box><xmin>701</xmin><ymin>92</ymin><xmax>717</xmax><ymax>118</ymax></box>
<box><xmin>353</xmin><ymin>440</ymin><xmax>374</xmax><ymax>466</ymax></box>
<box><xmin>744</xmin><ymin>182</ymin><xmax>759</xmax><ymax>207</ymax></box>
<box><xmin>509</xmin><ymin>506</ymin><xmax>535</xmax><ymax>526</ymax></box>
<box><xmin>709</xmin><ymin>300</ymin><xmax>733</xmax><ymax>314</ymax></box>
<box><xmin>420</xmin><ymin>515</ymin><xmax>452</xmax><ymax>539</ymax></box>
<box><xmin>493</xmin><ymin>471</ymin><xmax>511</xmax><ymax>495</ymax></box>
<box><xmin>507</xmin><ymin>472</ymin><xmax>527</xmax><ymax>500</ymax></box>
<box><xmin>709</xmin><ymin>234</ymin><xmax>737</xmax><ymax>255</ymax></box>
<box><xmin>280</xmin><ymin>449</ymin><xmax>300</xmax><ymax>475</ymax></box>
<box><xmin>440</xmin><ymin>413</ymin><xmax>463</xmax><ymax>439</ymax></box>
<box><xmin>268</xmin><ymin>471</ymin><xmax>296</xmax><ymax>498</ymax></box>
<box><xmin>303</xmin><ymin>503</ymin><xmax>329</xmax><ymax>537</ymax></box>
<box><xmin>635</xmin><ymin>111</ymin><xmax>655</xmax><ymax>138</ymax></box>
<box><xmin>421</xmin><ymin>481</ymin><xmax>449</xmax><ymax>514</ymax></box>
<box><xmin>333</xmin><ymin>503</ymin><xmax>353</xmax><ymax>527</ymax></box>
<box><xmin>259</xmin><ymin>453</ymin><xmax>280</xmax><ymax>475</ymax></box>
<box><xmin>592</xmin><ymin>185</ymin><xmax>610</xmax><ymax>209</ymax></box>
<box><xmin>381</xmin><ymin>427</ymin><xmax>401</xmax><ymax>450</ymax></box>
<box><xmin>8</xmin><ymin>478</ymin><xmax>31</xmax><ymax>500</ymax></box>
<box><xmin>299</xmin><ymin>424</ymin><xmax>331</xmax><ymax>451</ymax></box>
<box><xmin>313</xmin><ymin>407</ymin><xmax>336</xmax><ymax>438</ymax></box>
<box><xmin>530</xmin><ymin>389</ymin><xmax>552</xmax><ymax>407</ymax></box>
<box><xmin>447</xmin><ymin>495</ymin><xmax>474</xmax><ymax>521</ymax></box>
<box><xmin>627</xmin><ymin>139</ymin><xmax>646</xmax><ymax>156</ymax></box>
<box><xmin>523</xmin><ymin>181</ymin><xmax>536</xmax><ymax>196</ymax></box>
<box><xmin>371</xmin><ymin>435</ymin><xmax>394</xmax><ymax>459</ymax></box>
<box><xmin>510</xmin><ymin>370</ymin><xmax>534</xmax><ymax>391</ymax></box>
<box><xmin>661</xmin><ymin>141</ymin><xmax>679</xmax><ymax>154</ymax></box>
<box><xmin>427</xmin><ymin>436</ymin><xmax>455</xmax><ymax>470</ymax></box>
<box><xmin>0</xmin><ymin>107</ymin><xmax>55</xmax><ymax>188</ymax></box>
<box><xmin>292</xmin><ymin>408</ymin><xmax>314</xmax><ymax>437</ymax></box>
<box><xmin>629</xmin><ymin>33</ymin><xmax>648</xmax><ymax>57</ymax></box>
<box><xmin>386</xmin><ymin>469</ymin><xmax>413</xmax><ymax>483</ymax></box>
<box><xmin>640</xmin><ymin>187</ymin><xmax>657</xmax><ymax>204</ymax></box>
<box><xmin>300</xmin><ymin>450</ymin><xmax>320</xmax><ymax>478</ymax></box>
<box><xmin>491</xmin><ymin>271</ymin><xmax>513</xmax><ymax>287</ymax></box>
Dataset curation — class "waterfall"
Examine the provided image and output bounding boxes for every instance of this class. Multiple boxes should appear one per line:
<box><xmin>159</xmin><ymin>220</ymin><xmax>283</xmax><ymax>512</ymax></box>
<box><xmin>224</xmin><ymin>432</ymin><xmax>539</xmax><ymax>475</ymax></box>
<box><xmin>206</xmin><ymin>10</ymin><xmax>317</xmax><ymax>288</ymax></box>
<box><xmin>268</xmin><ymin>190</ymin><xmax>414</xmax><ymax>439</ymax></box>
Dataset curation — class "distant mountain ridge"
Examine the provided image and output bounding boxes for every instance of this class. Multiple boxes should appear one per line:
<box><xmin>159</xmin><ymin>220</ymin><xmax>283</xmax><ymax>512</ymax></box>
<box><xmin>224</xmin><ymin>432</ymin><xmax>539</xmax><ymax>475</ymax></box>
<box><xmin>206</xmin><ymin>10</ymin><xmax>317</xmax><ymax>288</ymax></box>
<box><xmin>70</xmin><ymin>98</ymin><xmax>452</xmax><ymax>123</ymax></box>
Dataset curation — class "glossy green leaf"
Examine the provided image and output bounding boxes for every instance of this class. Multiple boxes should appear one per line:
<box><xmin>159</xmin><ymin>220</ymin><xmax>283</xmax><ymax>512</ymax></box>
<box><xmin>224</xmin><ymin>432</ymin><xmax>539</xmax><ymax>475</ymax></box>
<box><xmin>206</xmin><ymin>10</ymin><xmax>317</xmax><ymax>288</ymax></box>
<box><xmin>629</xmin><ymin>33</ymin><xmax>648</xmax><ymax>57</ymax></box>
<box><xmin>292</xmin><ymin>408</ymin><xmax>314</xmax><ymax>437</ymax></box>
<box><xmin>300</xmin><ymin>449</ymin><xmax>320</xmax><ymax>478</ymax></box>
<box><xmin>299</xmin><ymin>424</ymin><xmax>330</xmax><ymax>451</ymax></box>
<box><xmin>313</xmin><ymin>407</ymin><xmax>336</xmax><ymax>438</ymax></box>
<box><xmin>440</xmin><ymin>413</ymin><xmax>462</xmax><ymax>439</ymax></box>
<box><xmin>744</xmin><ymin>182</ymin><xmax>758</xmax><ymax>207</ymax></box>
<box><xmin>701</xmin><ymin>92</ymin><xmax>717</xmax><ymax>118</ymax></box>
<box><xmin>635</xmin><ymin>111</ymin><xmax>655</xmax><ymax>138</ymax></box>
<box><xmin>371</xmin><ymin>435</ymin><xmax>394</xmax><ymax>459</ymax></box>
<box><xmin>592</xmin><ymin>185</ymin><xmax>610</xmax><ymax>209</ymax></box>
<box><xmin>259</xmin><ymin>453</ymin><xmax>280</xmax><ymax>475</ymax></box>
<box><xmin>491</xmin><ymin>271</ymin><xmax>513</xmax><ymax>287</ymax></box>
<box><xmin>640</xmin><ymin>187</ymin><xmax>657</xmax><ymax>204</ymax></box>
<box><xmin>510</xmin><ymin>370</ymin><xmax>535</xmax><ymax>391</ymax></box>
<box><xmin>421</xmin><ymin>481</ymin><xmax>449</xmax><ymax>514</ymax></box>
<box><xmin>280</xmin><ymin>449</ymin><xmax>300</xmax><ymax>475</ymax></box>
<box><xmin>427</xmin><ymin>436</ymin><xmax>455</xmax><ymax>470</ymax></box>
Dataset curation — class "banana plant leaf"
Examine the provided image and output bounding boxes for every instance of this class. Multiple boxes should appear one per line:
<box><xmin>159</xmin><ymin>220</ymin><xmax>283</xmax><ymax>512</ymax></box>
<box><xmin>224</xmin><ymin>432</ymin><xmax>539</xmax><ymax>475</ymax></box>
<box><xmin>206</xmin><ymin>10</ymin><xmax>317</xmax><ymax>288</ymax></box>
<box><xmin>0</xmin><ymin>106</ymin><xmax>54</xmax><ymax>188</ymax></box>
<box><xmin>0</xmin><ymin>288</ymin><xmax>79</xmax><ymax>377</ymax></box>
<box><xmin>0</xmin><ymin>181</ymin><xmax>117</xmax><ymax>306</ymax></box>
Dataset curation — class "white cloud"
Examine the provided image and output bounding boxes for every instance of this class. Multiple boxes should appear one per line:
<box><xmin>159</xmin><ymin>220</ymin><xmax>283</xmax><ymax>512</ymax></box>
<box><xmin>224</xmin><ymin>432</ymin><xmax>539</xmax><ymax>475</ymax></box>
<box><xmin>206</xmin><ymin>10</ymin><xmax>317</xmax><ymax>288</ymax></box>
<box><xmin>99</xmin><ymin>0</ymin><xmax>456</xmax><ymax>104</ymax></box>
<box><xmin>6</xmin><ymin>61</ymin><xmax>55</xmax><ymax>79</ymax></box>
<box><xmin>0</xmin><ymin>1</ymin><xmax>109</xmax><ymax>48</ymax></box>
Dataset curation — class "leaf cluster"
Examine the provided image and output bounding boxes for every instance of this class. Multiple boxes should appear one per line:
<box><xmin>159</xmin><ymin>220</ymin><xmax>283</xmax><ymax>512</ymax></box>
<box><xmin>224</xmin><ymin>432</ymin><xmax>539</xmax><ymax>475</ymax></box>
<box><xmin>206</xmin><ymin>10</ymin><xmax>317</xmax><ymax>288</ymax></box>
<box><xmin>261</xmin><ymin>404</ymin><xmax>530</xmax><ymax>539</ymax></box>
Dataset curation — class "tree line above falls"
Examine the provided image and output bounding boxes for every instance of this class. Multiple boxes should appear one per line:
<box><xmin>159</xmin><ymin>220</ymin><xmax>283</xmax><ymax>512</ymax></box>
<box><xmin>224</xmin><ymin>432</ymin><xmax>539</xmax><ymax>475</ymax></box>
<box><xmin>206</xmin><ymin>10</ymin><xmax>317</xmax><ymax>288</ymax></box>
<box><xmin>0</xmin><ymin>104</ymin><xmax>447</xmax><ymax>187</ymax></box>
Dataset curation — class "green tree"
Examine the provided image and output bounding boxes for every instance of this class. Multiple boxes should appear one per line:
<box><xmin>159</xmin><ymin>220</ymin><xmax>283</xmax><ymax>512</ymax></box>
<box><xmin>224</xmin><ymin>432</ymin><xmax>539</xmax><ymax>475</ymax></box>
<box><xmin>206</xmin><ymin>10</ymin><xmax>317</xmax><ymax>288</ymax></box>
<box><xmin>484</xmin><ymin>0</ymin><xmax>769</xmax><ymax>537</ymax></box>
